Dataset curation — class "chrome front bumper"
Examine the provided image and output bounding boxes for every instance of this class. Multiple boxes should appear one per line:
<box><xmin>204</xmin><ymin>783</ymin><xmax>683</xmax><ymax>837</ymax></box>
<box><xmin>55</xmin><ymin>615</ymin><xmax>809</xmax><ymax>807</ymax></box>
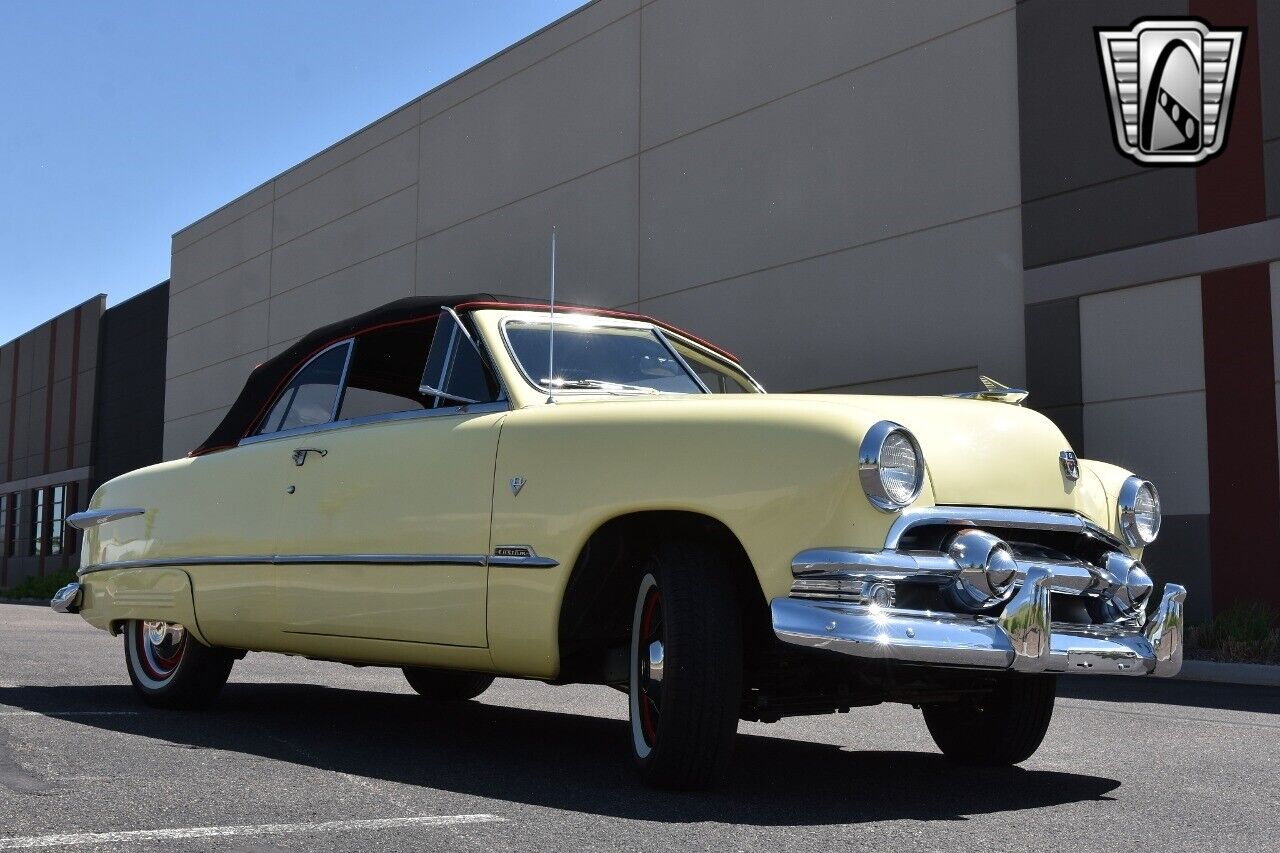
<box><xmin>772</xmin><ymin>569</ymin><xmax>1187</xmax><ymax>677</ymax></box>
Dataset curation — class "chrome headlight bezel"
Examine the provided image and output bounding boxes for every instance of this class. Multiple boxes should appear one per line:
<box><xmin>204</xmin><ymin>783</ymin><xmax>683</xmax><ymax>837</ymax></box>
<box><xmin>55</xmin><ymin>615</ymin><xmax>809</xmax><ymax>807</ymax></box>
<box><xmin>1118</xmin><ymin>476</ymin><xmax>1162</xmax><ymax>546</ymax></box>
<box><xmin>858</xmin><ymin>421</ymin><xmax>925</xmax><ymax>512</ymax></box>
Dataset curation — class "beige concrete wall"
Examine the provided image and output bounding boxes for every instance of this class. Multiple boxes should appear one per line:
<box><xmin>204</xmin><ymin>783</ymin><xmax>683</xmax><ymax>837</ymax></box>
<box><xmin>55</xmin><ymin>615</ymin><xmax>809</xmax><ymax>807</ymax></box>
<box><xmin>164</xmin><ymin>0</ymin><xmax>1023</xmax><ymax>458</ymax></box>
<box><xmin>1079</xmin><ymin>276</ymin><xmax>1209</xmax><ymax>517</ymax></box>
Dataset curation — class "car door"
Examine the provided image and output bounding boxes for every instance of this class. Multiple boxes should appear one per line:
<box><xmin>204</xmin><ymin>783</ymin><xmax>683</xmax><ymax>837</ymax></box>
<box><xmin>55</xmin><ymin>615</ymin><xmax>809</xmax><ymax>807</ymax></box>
<box><xmin>271</xmin><ymin>312</ymin><xmax>506</xmax><ymax>648</ymax></box>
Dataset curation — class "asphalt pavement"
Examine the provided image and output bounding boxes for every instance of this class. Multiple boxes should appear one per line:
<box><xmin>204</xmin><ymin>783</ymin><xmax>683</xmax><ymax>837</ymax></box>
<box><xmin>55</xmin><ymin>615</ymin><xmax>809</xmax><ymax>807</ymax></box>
<box><xmin>1</xmin><ymin>602</ymin><xmax>1276</xmax><ymax>851</ymax></box>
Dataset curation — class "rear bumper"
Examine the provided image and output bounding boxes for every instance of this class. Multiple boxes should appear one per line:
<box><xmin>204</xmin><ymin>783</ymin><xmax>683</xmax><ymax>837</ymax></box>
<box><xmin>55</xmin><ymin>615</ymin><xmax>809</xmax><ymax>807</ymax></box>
<box><xmin>772</xmin><ymin>571</ymin><xmax>1187</xmax><ymax>677</ymax></box>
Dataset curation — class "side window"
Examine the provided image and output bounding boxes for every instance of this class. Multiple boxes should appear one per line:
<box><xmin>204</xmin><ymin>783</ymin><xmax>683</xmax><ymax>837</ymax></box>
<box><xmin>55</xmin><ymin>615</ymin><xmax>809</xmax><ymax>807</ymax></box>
<box><xmin>672</xmin><ymin>341</ymin><xmax>754</xmax><ymax>393</ymax></box>
<box><xmin>337</xmin><ymin>322</ymin><xmax>436</xmax><ymax>421</ymax></box>
<box><xmin>257</xmin><ymin>342</ymin><xmax>350</xmax><ymax>435</ymax></box>
<box><xmin>420</xmin><ymin>311</ymin><xmax>501</xmax><ymax>406</ymax></box>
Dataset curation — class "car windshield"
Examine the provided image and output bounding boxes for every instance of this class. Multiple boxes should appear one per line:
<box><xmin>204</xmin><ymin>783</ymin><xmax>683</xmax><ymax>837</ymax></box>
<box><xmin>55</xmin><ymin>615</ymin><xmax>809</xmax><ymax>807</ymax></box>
<box><xmin>504</xmin><ymin>320</ymin><xmax>705</xmax><ymax>394</ymax></box>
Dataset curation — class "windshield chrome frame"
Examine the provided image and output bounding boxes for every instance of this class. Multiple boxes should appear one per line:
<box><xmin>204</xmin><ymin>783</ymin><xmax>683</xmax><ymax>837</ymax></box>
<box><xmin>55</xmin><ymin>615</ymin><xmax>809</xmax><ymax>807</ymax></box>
<box><xmin>498</xmin><ymin>315</ymin><xmax>711</xmax><ymax>397</ymax></box>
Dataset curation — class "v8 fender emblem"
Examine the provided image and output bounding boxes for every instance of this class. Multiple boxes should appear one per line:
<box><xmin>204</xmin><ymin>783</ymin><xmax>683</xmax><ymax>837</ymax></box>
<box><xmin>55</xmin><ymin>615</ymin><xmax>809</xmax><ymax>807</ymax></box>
<box><xmin>510</xmin><ymin>476</ymin><xmax>526</xmax><ymax>497</ymax></box>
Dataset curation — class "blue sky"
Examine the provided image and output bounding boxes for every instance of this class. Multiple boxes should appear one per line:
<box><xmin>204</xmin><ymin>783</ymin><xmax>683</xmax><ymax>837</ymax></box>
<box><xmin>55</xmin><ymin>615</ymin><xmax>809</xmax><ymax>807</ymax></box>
<box><xmin>0</xmin><ymin>0</ymin><xmax>582</xmax><ymax>344</ymax></box>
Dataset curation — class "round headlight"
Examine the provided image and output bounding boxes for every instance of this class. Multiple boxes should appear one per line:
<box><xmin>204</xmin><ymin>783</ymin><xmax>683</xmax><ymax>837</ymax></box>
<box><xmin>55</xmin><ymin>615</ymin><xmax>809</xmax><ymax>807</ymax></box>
<box><xmin>858</xmin><ymin>421</ymin><xmax>924</xmax><ymax>511</ymax></box>
<box><xmin>1118</xmin><ymin>477</ymin><xmax>1161</xmax><ymax>546</ymax></box>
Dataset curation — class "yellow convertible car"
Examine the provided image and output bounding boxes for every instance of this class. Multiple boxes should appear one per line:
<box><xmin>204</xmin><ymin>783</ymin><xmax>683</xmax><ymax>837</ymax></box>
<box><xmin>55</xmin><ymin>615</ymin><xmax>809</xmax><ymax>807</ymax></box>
<box><xmin>52</xmin><ymin>294</ymin><xmax>1186</xmax><ymax>789</ymax></box>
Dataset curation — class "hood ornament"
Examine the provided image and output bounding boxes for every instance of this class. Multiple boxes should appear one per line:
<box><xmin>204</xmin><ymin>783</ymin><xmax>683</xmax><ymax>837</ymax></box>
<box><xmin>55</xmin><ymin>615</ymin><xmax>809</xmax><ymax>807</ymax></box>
<box><xmin>947</xmin><ymin>375</ymin><xmax>1029</xmax><ymax>406</ymax></box>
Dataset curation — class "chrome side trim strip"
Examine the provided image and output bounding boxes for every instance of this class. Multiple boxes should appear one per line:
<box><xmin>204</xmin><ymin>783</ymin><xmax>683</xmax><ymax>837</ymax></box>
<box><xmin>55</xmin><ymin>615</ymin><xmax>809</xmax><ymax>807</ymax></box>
<box><xmin>238</xmin><ymin>401</ymin><xmax>510</xmax><ymax>447</ymax></box>
<box><xmin>884</xmin><ymin>506</ymin><xmax>1127</xmax><ymax>551</ymax></box>
<box><xmin>66</xmin><ymin>507</ymin><xmax>145</xmax><ymax>530</ymax></box>
<box><xmin>77</xmin><ymin>553</ymin><xmax>490</xmax><ymax>576</ymax></box>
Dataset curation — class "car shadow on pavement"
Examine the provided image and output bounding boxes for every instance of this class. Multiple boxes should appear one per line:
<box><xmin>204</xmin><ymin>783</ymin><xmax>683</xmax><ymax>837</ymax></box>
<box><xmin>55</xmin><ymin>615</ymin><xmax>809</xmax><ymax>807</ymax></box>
<box><xmin>0</xmin><ymin>682</ymin><xmax>1119</xmax><ymax>826</ymax></box>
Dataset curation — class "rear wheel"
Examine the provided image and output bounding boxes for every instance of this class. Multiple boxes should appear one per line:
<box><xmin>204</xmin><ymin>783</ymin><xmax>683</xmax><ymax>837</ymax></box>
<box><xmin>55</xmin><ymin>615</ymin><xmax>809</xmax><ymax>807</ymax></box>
<box><xmin>629</xmin><ymin>542</ymin><xmax>742</xmax><ymax>789</ymax></box>
<box><xmin>402</xmin><ymin>667</ymin><xmax>494</xmax><ymax>701</ymax></box>
<box><xmin>921</xmin><ymin>673</ymin><xmax>1056</xmax><ymax>765</ymax></box>
<box><xmin>124</xmin><ymin>620</ymin><xmax>235</xmax><ymax>709</ymax></box>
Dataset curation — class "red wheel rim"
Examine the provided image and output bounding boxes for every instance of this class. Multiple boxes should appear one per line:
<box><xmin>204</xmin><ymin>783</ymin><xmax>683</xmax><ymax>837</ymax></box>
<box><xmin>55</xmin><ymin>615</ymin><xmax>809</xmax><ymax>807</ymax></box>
<box><xmin>134</xmin><ymin>621</ymin><xmax>186</xmax><ymax>682</ymax></box>
<box><xmin>636</xmin><ymin>585</ymin><xmax>663</xmax><ymax>747</ymax></box>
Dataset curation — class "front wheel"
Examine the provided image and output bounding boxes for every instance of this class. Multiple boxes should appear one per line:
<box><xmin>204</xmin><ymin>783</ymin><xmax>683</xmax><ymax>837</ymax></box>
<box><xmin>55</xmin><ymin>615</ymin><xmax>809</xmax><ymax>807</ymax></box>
<box><xmin>629</xmin><ymin>542</ymin><xmax>742</xmax><ymax>790</ymax></box>
<box><xmin>124</xmin><ymin>620</ymin><xmax>235</xmax><ymax>709</ymax></box>
<box><xmin>921</xmin><ymin>673</ymin><xmax>1056</xmax><ymax>765</ymax></box>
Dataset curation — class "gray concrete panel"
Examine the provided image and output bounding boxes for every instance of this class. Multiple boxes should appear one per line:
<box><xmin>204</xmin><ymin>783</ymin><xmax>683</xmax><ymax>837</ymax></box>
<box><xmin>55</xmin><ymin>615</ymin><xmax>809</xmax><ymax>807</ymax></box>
<box><xmin>19</xmin><ymin>326</ymin><xmax>48</xmax><ymax>396</ymax></box>
<box><xmin>0</xmin><ymin>346</ymin><xmax>12</xmax><ymax>404</ymax></box>
<box><xmin>270</xmin><ymin>186</ymin><xmax>417</xmax><ymax>297</ymax></box>
<box><xmin>1024</xmin><ymin>218</ymin><xmax>1280</xmax><ymax>304</ymax></box>
<box><xmin>165</xmin><ymin>301</ymin><xmax>270</xmax><ymax>381</ymax></box>
<box><xmin>171</xmin><ymin>182</ymin><xmax>274</xmax><ymax>254</ymax></box>
<box><xmin>163</xmin><ymin>408</ymin><xmax>226</xmax><ymax>461</ymax></box>
<box><xmin>812</xmin><ymin>367</ymin><xmax>980</xmax><ymax>397</ymax></box>
<box><xmin>1142</xmin><ymin>513</ymin><xmax>1211</xmax><ymax>624</ymax></box>
<box><xmin>638</xmin><ymin>209</ymin><xmax>1024</xmax><ymax>393</ymax></box>
<box><xmin>72</xmin><ymin>368</ymin><xmax>94</xmax><ymax>463</ymax></box>
<box><xmin>273</xmin><ymin>127</ymin><xmax>419</xmax><ymax>246</ymax></box>
<box><xmin>419</xmin><ymin>0</ymin><xmax>641</xmax><ymax>123</ymax></box>
<box><xmin>1025</xmin><ymin>299</ymin><xmax>1081</xmax><ymax>409</ymax></box>
<box><xmin>9</xmin><ymin>396</ymin><xmax>29</xmax><ymax>471</ymax></box>
<box><xmin>1016</xmin><ymin>0</ymin><xmax>1188</xmax><ymax>203</ymax></box>
<box><xmin>1079</xmin><ymin>276</ymin><xmax>1205</xmax><ymax>403</ymax></box>
<box><xmin>52</xmin><ymin>313</ymin><xmax>74</xmax><ymax>382</ymax></box>
<box><xmin>419</xmin><ymin>15</ymin><xmax>639</xmax><ymax>236</ymax></box>
<box><xmin>1022</xmin><ymin>169</ymin><xmax>1197</xmax><ymax>269</ymax></box>
<box><xmin>638</xmin><ymin>13</ymin><xmax>1021</xmax><ymax>300</ymax></box>
<box><xmin>1037</xmin><ymin>403</ymin><xmax>1084</xmax><ymax>456</ymax></box>
<box><xmin>24</xmin><ymin>388</ymin><xmax>45</xmax><ymax>469</ymax></box>
<box><xmin>640</xmin><ymin>0</ymin><xmax>1011</xmax><ymax>148</ymax></box>
<box><xmin>416</xmin><ymin>159</ymin><xmax>637</xmax><ymax>307</ymax></box>
<box><xmin>1083</xmin><ymin>392</ymin><xmax>1209</xmax><ymax>516</ymax></box>
<box><xmin>164</xmin><ymin>349</ymin><xmax>268</xmax><ymax>424</ymax></box>
<box><xmin>171</xmin><ymin>202</ymin><xmax>274</xmax><ymax>294</ymax></box>
<box><xmin>269</xmin><ymin>244</ymin><xmax>416</xmax><ymax>345</ymax></box>
<box><xmin>275</xmin><ymin>103</ymin><xmax>420</xmax><ymax>198</ymax></box>
<box><xmin>167</xmin><ymin>254</ymin><xmax>271</xmax><ymax>337</ymax></box>
<box><xmin>46</xmin><ymin>379</ymin><xmax>70</xmax><ymax>458</ymax></box>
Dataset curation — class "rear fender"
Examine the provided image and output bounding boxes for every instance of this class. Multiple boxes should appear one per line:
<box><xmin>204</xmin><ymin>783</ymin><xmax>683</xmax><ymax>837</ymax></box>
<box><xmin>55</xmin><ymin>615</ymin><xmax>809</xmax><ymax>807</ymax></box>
<box><xmin>79</xmin><ymin>568</ymin><xmax>211</xmax><ymax>645</ymax></box>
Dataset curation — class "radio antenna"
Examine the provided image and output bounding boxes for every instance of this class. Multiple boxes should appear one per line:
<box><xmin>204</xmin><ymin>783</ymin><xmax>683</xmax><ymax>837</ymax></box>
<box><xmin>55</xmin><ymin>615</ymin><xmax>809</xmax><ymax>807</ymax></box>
<box><xmin>546</xmin><ymin>226</ymin><xmax>556</xmax><ymax>403</ymax></box>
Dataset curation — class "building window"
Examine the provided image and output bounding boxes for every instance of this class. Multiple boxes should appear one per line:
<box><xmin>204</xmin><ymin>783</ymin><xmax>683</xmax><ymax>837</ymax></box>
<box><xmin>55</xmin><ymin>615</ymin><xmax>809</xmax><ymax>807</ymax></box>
<box><xmin>6</xmin><ymin>492</ymin><xmax>21</xmax><ymax>557</ymax></box>
<box><xmin>49</xmin><ymin>485</ymin><xmax>67</xmax><ymax>556</ymax></box>
<box><xmin>0</xmin><ymin>494</ymin><xmax>7</xmax><ymax>558</ymax></box>
<box><xmin>31</xmin><ymin>489</ymin><xmax>47</xmax><ymax>556</ymax></box>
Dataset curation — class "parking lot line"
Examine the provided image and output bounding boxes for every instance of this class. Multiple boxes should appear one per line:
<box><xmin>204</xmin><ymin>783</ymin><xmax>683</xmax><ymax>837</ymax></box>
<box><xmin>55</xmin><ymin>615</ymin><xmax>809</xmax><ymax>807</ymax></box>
<box><xmin>0</xmin><ymin>815</ymin><xmax>506</xmax><ymax>849</ymax></box>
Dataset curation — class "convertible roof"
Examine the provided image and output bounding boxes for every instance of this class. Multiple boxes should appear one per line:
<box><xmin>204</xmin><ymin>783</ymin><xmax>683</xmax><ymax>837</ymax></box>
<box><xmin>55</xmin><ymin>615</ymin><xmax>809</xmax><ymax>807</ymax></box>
<box><xmin>192</xmin><ymin>294</ymin><xmax>494</xmax><ymax>456</ymax></box>
<box><xmin>191</xmin><ymin>293</ymin><xmax>739</xmax><ymax>457</ymax></box>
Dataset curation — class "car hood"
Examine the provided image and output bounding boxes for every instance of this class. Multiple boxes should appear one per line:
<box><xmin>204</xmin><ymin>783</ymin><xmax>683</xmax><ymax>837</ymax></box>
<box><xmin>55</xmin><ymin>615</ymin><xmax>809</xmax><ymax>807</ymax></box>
<box><xmin>775</xmin><ymin>393</ymin><xmax>1106</xmax><ymax>516</ymax></box>
<box><xmin>546</xmin><ymin>390</ymin><xmax>1113</xmax><ymax>522</ymax></box>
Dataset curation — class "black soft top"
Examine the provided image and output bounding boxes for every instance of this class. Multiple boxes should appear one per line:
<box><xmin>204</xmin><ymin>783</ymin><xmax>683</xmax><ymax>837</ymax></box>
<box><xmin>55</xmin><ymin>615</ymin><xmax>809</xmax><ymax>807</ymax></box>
<box><xmin>191</xmin><ymin>294</ymin><xmax>494</xmax><ymax>456</ymax></box>
<box><xmin>190</xmin><ymin>293</ymin><xmax>741</xmax><ymax>457</ymax></box>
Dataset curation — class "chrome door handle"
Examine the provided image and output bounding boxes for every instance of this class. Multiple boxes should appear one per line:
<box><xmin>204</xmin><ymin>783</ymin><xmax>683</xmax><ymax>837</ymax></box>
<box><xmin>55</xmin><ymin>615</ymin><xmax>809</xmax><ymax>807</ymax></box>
<box><xmin>292</xmin><ymin>447</ymin><xmax>328</xmax><ymax>466</ymax></box>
